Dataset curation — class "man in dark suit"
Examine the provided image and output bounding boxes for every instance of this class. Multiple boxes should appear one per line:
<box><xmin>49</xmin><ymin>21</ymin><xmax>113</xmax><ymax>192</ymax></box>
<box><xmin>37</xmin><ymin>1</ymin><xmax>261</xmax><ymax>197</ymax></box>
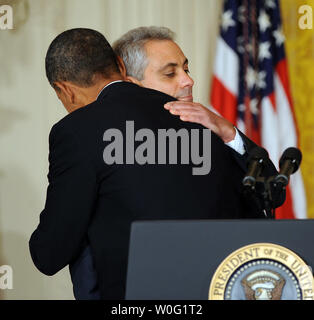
<box><xmin>29</xmin><ymin>28</ymin><xmax>283</xmax><ymax>300</ymax></box>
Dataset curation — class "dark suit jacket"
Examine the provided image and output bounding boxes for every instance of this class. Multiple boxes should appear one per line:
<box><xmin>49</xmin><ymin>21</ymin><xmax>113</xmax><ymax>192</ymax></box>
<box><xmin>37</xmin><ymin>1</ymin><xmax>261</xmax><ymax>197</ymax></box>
<box><xmin>29</xmin><ymin>82</ymin><xmax>282</xmax><ymax>299</ymax></box>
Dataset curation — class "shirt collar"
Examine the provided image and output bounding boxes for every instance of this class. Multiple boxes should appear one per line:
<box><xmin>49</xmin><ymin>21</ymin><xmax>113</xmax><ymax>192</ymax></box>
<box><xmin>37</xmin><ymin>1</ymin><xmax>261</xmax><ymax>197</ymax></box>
<box><xmin>96</xmin><ymin>80</ymin><xmax>124</xmax><ymax>100</ymax></box>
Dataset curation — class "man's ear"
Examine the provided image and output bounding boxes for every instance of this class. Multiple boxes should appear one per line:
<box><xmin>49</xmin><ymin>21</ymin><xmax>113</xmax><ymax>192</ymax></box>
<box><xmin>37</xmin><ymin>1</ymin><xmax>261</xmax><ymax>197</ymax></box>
<box><xmin>54</xmin><ymin>81</ymin><xmax>75</xmax><ymax>104</ymax></box>
<box><xmin>116</xmin><ymin>55</ymin><xmax>127</xmax><ymax>78</ymax></box>
<box><xmin>115</xmin><ymin>55</ymin><xmax>143</xmax><ymax>86</ymax></box>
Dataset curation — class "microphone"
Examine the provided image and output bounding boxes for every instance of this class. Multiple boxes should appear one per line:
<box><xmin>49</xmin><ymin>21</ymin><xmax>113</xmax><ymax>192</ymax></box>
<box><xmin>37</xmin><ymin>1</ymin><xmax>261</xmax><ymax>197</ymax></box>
<box><xmin>274</xmin><ymin>147</ymin><xmax>302</xmax><ymax>187</ymax></box>
<box><xmin>243</xmin><ymin>147</ymin><xmax>269</xmax><ymax>189</ymax></box>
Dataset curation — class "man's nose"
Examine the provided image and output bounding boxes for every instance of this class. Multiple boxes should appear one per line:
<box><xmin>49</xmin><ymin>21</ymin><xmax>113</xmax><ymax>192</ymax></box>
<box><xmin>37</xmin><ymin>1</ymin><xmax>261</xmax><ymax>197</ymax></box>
<box><xmin>181</xmin><ymin>71</ymin><xmax>194</xmax><ymax>88</ymax></box>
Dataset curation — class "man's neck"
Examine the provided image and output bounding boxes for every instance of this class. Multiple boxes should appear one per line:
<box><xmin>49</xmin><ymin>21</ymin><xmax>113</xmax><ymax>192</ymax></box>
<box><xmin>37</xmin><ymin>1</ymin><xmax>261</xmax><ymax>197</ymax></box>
<box><xmin>94</xmin><ymin>75</ymin><xmax>124</xmax><ymax>99</ymax></box>
<box><xmin>81</xmin><ymin>75</ymin><xmax>124</xmax><ymax>106</ymax></box>
<box><xmin>64</xmin><ymin>74</ymin><xmax>125</xmax><ymax>114</ymax></box>
<box><xmin>95</xmin><ymin>79</ymin><xmax>124</xmax><ymax>100</ymax></box>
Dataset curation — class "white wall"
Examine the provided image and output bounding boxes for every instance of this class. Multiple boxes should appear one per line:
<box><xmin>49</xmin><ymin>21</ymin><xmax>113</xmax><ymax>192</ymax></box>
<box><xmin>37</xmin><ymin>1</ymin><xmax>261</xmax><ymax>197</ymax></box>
<box><xmin>0</xmin><ymin>0</ymin><xmax>222</xmax><ymax>299</ymax></box>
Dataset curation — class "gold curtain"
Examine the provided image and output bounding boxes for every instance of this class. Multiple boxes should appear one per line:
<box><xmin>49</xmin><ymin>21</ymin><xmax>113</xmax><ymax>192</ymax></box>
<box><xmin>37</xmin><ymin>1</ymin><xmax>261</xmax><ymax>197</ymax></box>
<box><xmin>281</xmin><ymin>0</ymin><xmax>314</xmax><ymax>218</ymax></box>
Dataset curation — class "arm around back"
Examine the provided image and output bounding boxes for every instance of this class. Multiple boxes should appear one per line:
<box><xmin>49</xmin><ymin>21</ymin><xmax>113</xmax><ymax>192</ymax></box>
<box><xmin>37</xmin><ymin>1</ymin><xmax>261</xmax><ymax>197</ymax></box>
<box><xmin>29</xmin><ymin>121</ymin><xmax>97</xmax><ymax>276</ymax></box>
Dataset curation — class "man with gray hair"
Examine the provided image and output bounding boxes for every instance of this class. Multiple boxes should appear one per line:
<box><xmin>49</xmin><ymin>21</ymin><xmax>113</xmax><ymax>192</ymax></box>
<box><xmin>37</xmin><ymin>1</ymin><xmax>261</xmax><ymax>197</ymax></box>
<box><xmin>113</xmin><ymin>26</ymin><xmax>194</xmax><ymax>102</ymax></box>
<box><xmin>113</xmin><ymin>26</ymin><xmax>247</xmax><ymax>148</ymax></box>
<box><xmin>114</xmin><ymin>27</ymin><xmax>175</xmax><ymax>82</ymax></box>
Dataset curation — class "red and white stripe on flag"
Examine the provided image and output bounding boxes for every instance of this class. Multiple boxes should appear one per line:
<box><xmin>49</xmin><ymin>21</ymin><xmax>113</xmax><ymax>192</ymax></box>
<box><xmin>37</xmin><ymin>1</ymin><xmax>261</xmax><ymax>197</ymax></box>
<box><xmin>210</xmin><ymin>1</ymin><xmax>307</xmax><ymax>219</ymax></box>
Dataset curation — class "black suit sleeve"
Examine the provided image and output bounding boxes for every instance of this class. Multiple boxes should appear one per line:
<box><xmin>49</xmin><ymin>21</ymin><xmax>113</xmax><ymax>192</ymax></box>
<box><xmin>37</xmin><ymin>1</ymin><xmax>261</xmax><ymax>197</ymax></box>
<box><xmin>225</xmin><ymin>129</ymin><xmax>277</xmax><ymax>174</ymax></box>
<box><xmin>236</xmin><ymin>129</ymin><xmax>281</xmax><ymax>180</ymax></box>
<box><xmin>29</xmin><ymin>122</ymin><xmax>97</xmax><ymax>276</ymax></box>
<box><xmin>227</xmin><ymin>129</ymin><xmax>286</xmax><ymax>210</ymax></box>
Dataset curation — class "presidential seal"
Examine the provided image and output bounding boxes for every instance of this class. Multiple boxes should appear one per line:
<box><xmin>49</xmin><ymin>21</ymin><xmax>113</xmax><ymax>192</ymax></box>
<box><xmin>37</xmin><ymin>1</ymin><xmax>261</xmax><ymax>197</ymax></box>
<box><xmin>208</xmin><ymin>243</ymin><xmax>314</xmax><ymax>300</ymax></box>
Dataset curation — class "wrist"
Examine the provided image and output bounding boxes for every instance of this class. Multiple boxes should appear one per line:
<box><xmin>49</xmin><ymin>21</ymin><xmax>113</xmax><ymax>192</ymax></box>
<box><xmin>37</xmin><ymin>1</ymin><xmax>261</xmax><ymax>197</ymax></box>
<box><xmin>221</xmin><ymin>124</ymin><xmax>236</xmax><ymax>143</ymax></box>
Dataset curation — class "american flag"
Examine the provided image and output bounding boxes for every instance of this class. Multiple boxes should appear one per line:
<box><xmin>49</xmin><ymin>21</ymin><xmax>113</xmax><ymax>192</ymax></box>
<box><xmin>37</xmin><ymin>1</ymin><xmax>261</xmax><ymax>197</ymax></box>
<box><xmin>210</xmin><ymin>0</ymin><xmax>307</xmax><ymax>219</ymax></box>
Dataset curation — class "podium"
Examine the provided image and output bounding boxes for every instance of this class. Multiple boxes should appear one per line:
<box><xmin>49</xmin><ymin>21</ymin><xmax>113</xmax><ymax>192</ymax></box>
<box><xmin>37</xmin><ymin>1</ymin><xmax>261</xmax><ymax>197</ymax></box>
<box><xmin>125</xmin><ymin>220</ymin><xmax>314</xmax><ymax>300</ymax></box>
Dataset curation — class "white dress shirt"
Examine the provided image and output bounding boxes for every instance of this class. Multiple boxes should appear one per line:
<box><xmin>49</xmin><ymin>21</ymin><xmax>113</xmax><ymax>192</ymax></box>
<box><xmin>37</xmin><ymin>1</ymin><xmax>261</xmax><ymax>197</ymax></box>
<box><xmin>225</xmin><ymin>128</ymin><xmax>246</xmax><ymax>155</ymax></box>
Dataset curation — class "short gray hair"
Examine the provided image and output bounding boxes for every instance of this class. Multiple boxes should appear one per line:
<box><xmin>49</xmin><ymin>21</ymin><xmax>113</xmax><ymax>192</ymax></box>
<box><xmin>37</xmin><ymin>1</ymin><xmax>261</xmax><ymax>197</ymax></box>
<box><xmin>113</xmin><ymin>26</ymin><xmax>175</xmax><ymax>80</ymax></box>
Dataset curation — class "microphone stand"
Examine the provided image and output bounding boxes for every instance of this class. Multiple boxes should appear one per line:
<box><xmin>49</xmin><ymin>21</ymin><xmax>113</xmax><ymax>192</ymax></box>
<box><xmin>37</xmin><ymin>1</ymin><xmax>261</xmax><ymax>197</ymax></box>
<box><xmin>260</xmin><ymin>176</ymin><xmax>276</xmax><ymax>219</ymax></box>
<box><xmin>244</xmin><ymin>176</ymin><xmax>278</xmax><ymax>219</ymax></box>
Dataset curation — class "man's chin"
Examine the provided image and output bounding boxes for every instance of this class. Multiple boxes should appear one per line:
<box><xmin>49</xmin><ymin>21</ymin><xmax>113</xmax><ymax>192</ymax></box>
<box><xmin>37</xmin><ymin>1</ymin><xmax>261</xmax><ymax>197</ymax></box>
<box><xmin>177</xmin><ymin>95</ymin><xmax>193</xmax><ymax>102</ymax></box>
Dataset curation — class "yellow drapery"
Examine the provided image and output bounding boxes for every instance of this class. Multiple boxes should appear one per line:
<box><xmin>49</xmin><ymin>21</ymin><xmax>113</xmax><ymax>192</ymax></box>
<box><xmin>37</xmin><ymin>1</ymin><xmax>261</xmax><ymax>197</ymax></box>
<box><xmin>281</xmin><ymin>0</ymin><xmax>314</xmax><ymax>218</ymax></box>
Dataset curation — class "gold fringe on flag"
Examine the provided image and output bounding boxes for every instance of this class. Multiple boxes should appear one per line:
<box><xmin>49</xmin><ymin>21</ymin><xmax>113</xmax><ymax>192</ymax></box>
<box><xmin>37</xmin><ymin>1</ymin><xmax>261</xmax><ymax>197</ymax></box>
<box><xmin>281</xmin><ymin>0</ymin><xmax>314</xmax><ymax>218</ymax></box>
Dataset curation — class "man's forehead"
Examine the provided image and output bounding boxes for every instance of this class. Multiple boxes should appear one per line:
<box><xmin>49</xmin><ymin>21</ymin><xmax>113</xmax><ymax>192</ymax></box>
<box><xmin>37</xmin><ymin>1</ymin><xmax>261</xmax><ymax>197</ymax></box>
<box><xmin>144</xmin><ymin>40</ymin><xmax>188</xmax><ymax>68</ymax></box>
